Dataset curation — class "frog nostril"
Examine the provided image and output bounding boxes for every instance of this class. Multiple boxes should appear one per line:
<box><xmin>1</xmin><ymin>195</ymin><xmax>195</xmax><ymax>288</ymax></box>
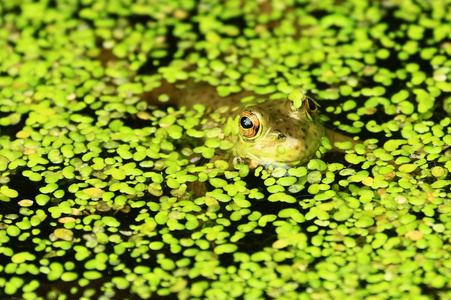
<box><xmin>278</xmin><ymin>133</ymin><xmax>286</xmax><ymax>140</ymax></box>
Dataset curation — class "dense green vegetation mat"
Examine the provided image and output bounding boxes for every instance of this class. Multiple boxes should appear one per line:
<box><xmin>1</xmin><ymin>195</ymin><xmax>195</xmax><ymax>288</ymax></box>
<box><xmin>0</xmin><ymin>0</ymin><xmax>450</xmax><ymax>299</ymax></box>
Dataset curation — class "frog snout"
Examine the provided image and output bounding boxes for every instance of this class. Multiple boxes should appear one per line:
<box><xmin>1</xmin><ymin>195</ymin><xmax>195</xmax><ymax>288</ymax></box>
<box><xmin>277</xmin><ymin>132</ymin><xmax>287</xmax><ymax>140</ymax></box>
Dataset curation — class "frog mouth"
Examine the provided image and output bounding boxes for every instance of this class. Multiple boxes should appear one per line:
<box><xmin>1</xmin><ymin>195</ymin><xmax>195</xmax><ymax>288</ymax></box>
<box><xmin>237</xmin><ymin>152</ymin><xmax>304</xmax><ymax>168</ymax></box>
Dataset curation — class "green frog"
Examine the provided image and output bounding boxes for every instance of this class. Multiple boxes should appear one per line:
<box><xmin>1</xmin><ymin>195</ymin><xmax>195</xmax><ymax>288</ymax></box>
<box><xmin>147</xmin><ymin>80</ymin><xmax>355</xmax><ymax>168</ymax></box>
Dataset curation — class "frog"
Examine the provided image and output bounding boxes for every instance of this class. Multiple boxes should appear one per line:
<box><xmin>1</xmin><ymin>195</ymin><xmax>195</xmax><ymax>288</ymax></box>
<box><xmin>146</xmin><ymin>79</ymin><xmax>357</xmax><ymax>169</ymax></box>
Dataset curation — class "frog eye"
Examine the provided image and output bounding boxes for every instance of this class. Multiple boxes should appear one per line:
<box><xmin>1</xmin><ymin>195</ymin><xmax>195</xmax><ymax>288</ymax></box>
<box><xmin>303</xmin><ymin>97</ymin><xmax>319</xmax><ymax>120</ymax></box>
<box><xmin>239</xmin><ymin>110</ymin><xmax>260</xmax><ymax>138</ymax></box>
<box><xmin>304</xmin><ymin>97</ymin><xmax>318</xmax><ymax>113</ymax></box>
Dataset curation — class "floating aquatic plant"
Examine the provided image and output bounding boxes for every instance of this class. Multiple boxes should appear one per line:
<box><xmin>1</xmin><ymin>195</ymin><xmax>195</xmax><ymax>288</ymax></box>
<box><xmin>0</xmin><ymin>0</ymin><xmax>451</xmax><ymax>299</ymax></box>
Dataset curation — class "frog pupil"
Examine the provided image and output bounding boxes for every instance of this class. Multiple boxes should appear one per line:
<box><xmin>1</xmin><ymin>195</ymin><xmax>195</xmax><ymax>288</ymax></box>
<box><xmin>241</xmin><ymin>117</ymin><xmax>253</xmax><ymax>129</ymax></box>
<box><xmin>306</xmin><ymin>98</ymin><xmax>317</xmax><ymax>111</ymax></box>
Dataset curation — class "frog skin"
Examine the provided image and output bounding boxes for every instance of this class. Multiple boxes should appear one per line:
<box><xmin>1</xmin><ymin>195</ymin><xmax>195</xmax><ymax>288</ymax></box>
<box><xmin>146</xmin><ymin>80</ymin><xmax>356</xmax><ymax>168</ymax></box>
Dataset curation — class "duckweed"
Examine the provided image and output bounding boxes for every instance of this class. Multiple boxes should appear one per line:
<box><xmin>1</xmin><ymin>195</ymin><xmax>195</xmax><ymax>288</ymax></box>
<box><xmin>1</xmin><ymin>0</ymin><xmax>451</xmax><ymax>299</ymax></box>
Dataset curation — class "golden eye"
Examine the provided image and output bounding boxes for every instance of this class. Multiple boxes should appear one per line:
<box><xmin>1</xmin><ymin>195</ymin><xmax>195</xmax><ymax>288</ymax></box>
<box><xmin>304</xmin><ymin>97</ymin><xmax>319</xmax><ymax>113</ymax></box>
<box><xmin>303</xmin><ymin>96</ymin><xmax>320</xmax><ymax>121</ymax></box>
<box><xmin>239</xmin><ymin>110</ymin><xmax>260</xmax><ymax>138</ymax></box>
